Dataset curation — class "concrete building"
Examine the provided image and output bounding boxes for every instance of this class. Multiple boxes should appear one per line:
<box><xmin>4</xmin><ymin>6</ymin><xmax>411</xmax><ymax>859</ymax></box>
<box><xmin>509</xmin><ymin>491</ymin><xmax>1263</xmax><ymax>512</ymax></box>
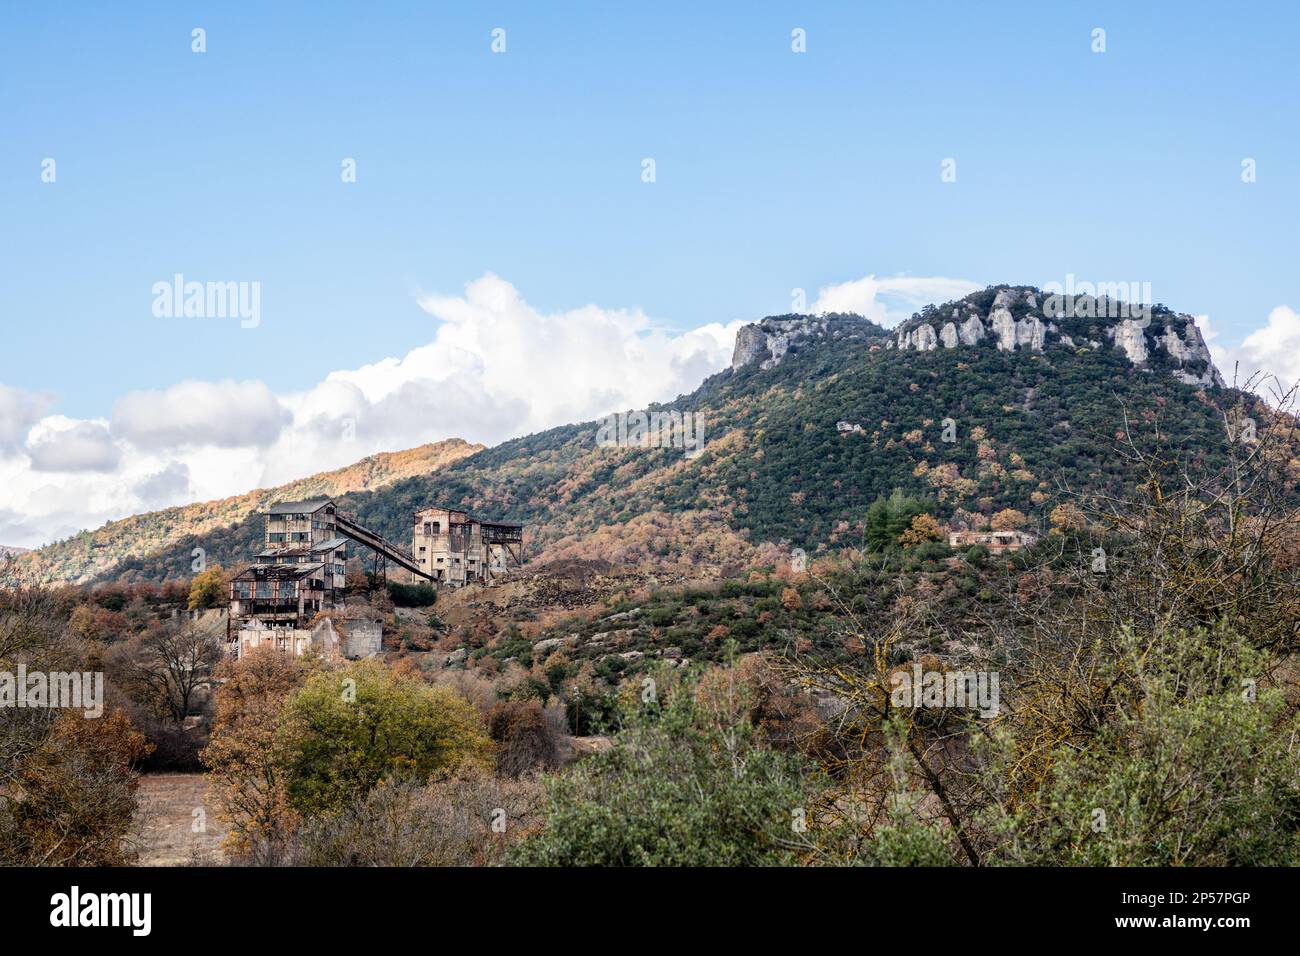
<box><xmin>411</xmin><ymin>506</ymin><xmax>523</xmax><ymax>587</ymax></box>
<box><xmin>228</xmin><ymin>498</ymin><xmax>349</xmax><ymax>656</ymax></box>
<box><xmin>233</xmin><ymin>616</ymin><xmax>383</xmax><ymax>660</ymax></box>
<box><xmin>226</xmin><ymin>497</ymin><xmax>522</xmax><ymax>657</ymax></box>
<box><xmin>947</xmin><ymin>529</ymin><xmax>1039</xmax><ymax>553</ymax></box>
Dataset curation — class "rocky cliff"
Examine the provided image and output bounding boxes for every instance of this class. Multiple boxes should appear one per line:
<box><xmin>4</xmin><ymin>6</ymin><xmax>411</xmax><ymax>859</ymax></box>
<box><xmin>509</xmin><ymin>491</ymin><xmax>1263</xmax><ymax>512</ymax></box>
<box><xmin>730</xmin><ymin>285</ymin><xmax>1223</xmax><ymax>388</ymax></box>
<box><xmin>730</xmin><ymin>313</ymin><xmax>888</xmax><ymax>371</ymax></box>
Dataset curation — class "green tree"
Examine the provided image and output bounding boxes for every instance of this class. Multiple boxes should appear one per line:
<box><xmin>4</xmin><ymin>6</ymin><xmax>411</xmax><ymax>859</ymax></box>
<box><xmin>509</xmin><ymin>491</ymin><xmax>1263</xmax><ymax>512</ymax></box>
<box><xmin>864</xmin><ymin>491</ymin><xmax>934</xmax><ymax>553</ymax></box>
<box><xmin>278</xmin><ymin>660</ymin><xmax>492</xmax><ymax>815</ymax></box>
<box><xmin>512</xmin><ymin>665</ymin><xmax>812</xmax><ymax>866</ymax></box>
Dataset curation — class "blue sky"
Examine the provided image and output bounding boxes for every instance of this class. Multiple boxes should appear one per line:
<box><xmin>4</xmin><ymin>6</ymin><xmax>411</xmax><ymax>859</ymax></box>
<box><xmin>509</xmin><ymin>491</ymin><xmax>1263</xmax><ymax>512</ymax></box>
<box><xmin>4</xmin><ymin>1</ymin><xmax>1297</xmax><ymax>413</ymax></box>
<box><xmin>1</xmin><ymin>2</ymin><xmax>1298</xmax><ymax>546</ymax></box>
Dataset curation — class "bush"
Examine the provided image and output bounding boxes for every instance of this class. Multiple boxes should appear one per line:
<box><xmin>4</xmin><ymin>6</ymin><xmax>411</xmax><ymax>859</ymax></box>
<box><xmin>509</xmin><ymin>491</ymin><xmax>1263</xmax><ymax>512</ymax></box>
<box><xmin>387</xmin><ymin>582</ymin><xmax>438</xmax><ymax>607</ymax></box>
<box><xmin>278</xmin><ymin>660</ymin><xmax>492</xmax><ymax>815</ymax></box>
<box><xmin>487</xmin><ymin>700</ymin><xmax>564</xmax><ymax>777</ymax></box>
<box><xmin>565</xmin><ymin>687</ymin><xmax>620</xmax><ymax>736</ymax></box>
<box><xmin>253</xmin><ymin>769</ymin><xmax>543</xmax><ymax>867</ymax></box>
<box><xmin>512</xmin><ymin>666</ymin><xmax>812</xmax><ymax>866</ymax></box>
<box><xmin>985</xmin><ymin>632</ymin><xmax>1300</xmax><ymax>866</ymax></box>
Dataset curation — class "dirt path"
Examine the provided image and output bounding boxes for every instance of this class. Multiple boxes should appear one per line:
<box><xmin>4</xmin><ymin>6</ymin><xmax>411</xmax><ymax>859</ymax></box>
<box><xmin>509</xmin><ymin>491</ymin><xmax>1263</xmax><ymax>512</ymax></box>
<box><xmin>130</xmin><ymin>773</ymin><xmax>228</xmax><ymax>866</ymax></box>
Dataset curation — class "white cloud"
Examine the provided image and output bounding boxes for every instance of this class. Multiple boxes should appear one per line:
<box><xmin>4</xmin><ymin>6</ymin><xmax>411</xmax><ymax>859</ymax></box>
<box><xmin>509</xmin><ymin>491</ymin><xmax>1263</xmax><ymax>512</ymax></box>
<box><xmin>0</xmin><ymin>383</ymin><xmax>51</xmax><ymax>451</ymax></box>
<box><xmin>252</xmin><ymin>274</ymin><xmax>741</xmax><ymax>488</ymax></box>
<box><xmin>26</xmin><ymin>419</ymin><xmax>122</xmax><ymax>473</ymax></box>
<box><xmin>330</xmin><ymin>274</ymin><xmax>737</xmax><ymax>429</ymax></box>
<box><xmin>35</xmin><ymin>271</ymin><xmax>1286</xmax><ymax>553</ymax></box>
<box><xmin>112</xmin><ymin>379</ymin><xmax>290</xmax><ymax>449</ymax></box>
<box><xmin>1198</xmin><ymin>306</ymin><xmax>1300</xmax><ymax>396</ymax></box>
<box><xmin>0</xmin><ymin>274</ymin><xmax>746</xmax><ymax>547</ymax></box>
<box><xmin>133</xmin><ymin>462</ymin><xmax>193</xmax><ymax>509</ymax></box>
<box><xmin>810</xmin><ymin>275</ymin><xmax>982</xmax><ymax>327</ymax></box>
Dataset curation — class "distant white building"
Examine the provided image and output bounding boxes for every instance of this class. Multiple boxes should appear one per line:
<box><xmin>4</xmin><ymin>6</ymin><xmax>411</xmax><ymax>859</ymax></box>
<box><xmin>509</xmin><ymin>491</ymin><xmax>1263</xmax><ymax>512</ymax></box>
<box><xmin>947</xmin><ymin>529</ymin><xmax>1039</xmax><ymax>553</ymax></box>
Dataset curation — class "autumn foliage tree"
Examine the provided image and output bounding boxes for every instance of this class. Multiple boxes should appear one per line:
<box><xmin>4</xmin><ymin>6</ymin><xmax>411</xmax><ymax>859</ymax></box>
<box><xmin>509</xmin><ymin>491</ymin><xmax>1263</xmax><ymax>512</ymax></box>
<box><xmin>897</xmin><ymin>513</ymin><xmax>943</xmax><ymax>547</ymax></box>
<box><xmin>0</xmin><ymin>580</ymin><xmax>152</xmax><ymax>865</ymax></box>
<box><xmin>187</xmin><ymin>565</ymin><xmax>227</xmax><ymax>610</ymax></box>
<box><xmin>989</xmin><ymin>508</ymin><xmax>1028</xmax><ymax>531</ymax></box>
<box><xmin>202</xmin><ymin>647</ymin><xmax>307</xmax><ymax>862</ymax></box>
<box><xmin>1</xmin><ymin>711</ymin><xmax>151</xmax><ymax>865</ymax></box>
<box><xmin>487</xmin><ymin>699</ymin><xmax>563</xmax><ymax>777</ymax></box>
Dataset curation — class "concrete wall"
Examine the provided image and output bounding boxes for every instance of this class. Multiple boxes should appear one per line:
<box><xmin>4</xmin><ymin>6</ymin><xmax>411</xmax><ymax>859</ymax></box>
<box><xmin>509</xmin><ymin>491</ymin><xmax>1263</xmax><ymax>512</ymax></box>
<box><xmin>232</xmin><ymin>616</ymin><xmax>383</xmax><ymax>660</ymax></box>
<box><xmin>344</xmin><ymin>621</ymin><xmax>382</xmax><ymax>659</ymax></box>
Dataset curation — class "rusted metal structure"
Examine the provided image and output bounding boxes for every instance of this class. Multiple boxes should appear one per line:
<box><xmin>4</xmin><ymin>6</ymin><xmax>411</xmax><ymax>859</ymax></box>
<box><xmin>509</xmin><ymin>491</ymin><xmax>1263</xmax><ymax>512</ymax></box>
<box><xmin>228</xmin><ymin>498</ymin><xmax>523</xmax><ymax>653</ymax></box>
<box><xmin>412</xmin><ymin>507</ymin><xmax>524</xmax><ymax>587</ymax></box>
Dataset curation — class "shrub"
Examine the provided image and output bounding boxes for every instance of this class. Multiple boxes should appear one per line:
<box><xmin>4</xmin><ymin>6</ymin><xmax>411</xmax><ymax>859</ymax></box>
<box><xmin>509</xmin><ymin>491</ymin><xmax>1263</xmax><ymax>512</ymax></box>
<box><xmin>487</xmin><ymin>700</ymin><xmax>564</xmax><ymax>777</ymax></box>
<box><xmin>258</xmin><ymin>768</ymin><xmax>543</xmax><ymax>867</ymax></box>
<box><xmin>512</xmin><ymin>666</ymin><xmax>812</xmax><ymax>866</ymax></box>
<box><xmin>278</xmin><ymin>660</ymin><xmax>492</xmax><ymax>815</ymax></box>
<box><xmin>387</xmin><ymin>582</ymin><xmax>438</xmax><ymax>607</ymax></box>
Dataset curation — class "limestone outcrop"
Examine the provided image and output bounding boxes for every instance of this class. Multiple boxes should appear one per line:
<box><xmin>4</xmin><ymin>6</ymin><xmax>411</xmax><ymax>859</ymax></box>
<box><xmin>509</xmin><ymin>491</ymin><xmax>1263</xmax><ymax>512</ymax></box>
<box><xmin>730</xmin><ymin>286</ymin><xmax>1223</xmax><ymax>388</ymax></box>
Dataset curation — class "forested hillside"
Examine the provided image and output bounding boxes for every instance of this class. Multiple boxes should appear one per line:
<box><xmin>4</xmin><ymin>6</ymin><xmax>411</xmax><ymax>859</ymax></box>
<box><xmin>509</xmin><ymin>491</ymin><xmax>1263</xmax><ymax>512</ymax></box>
<box><xmin>20</xmin><ymin>285</ymin><xmax>1300</xmax><ymax>586</ymax></box>
<box><xmin>12</xmin><ymin>439</ymin><xmax>482</xmax><ymax>584</ymax></box>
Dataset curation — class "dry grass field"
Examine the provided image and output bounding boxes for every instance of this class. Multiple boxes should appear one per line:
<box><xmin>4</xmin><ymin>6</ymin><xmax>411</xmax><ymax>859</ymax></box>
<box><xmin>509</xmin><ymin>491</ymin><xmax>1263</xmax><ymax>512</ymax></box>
<box><xmin>130</xmin><ymin>774</ymin><xmax>228</xmax><ymax>866</ymax></box>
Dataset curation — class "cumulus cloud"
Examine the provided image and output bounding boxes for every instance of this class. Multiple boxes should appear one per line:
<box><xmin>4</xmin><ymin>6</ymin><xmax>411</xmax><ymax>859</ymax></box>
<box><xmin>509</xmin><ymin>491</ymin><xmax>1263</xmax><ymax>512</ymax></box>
<box><xmin>0</xmin><ymin>383</ymin><xmax>51</xmax><ymax>451</ymax></box>
<box><xmin>810</xmin><ymin>275</ymin><xmax>982</xmax><ymax>328</ymax></box>
<box><xmin>251</xmin><ymin>274</ymin><xmax>741</xmax><ymax>488</ymax></box>
<box><xmin>1198</xmin><ymin>307</ymin><xmax>1300</xmax><ymax>395</ymax></box>
<box><xmin>31</xmin><ymin>270</ymin><xmax>1269</xmax><ymax>551</ymax></box>
<box><xmin>321</xmin><ymin>274</ymin><xmax>732</xmax><ymax>427</ymax></box>
<box><xmin>133</xmin><ymin>462</ymin><xmax>193</xmax><ymax>509</ymax></box>
<box><xmin>112</xmin><ymin>379</ymin><xmax>290</xmax><ymax>449</ymax></box>
<box><xmin>26</xmin><ymin>420</ymin><xmax>122</xmax><ymax>473</ymax></box>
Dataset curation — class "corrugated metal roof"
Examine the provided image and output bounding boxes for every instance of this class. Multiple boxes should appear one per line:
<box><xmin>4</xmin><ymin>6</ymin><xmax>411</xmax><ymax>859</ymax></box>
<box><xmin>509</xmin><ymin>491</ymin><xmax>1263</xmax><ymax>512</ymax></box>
<box><xmin>265</xmin><ymin>498</ymin><xmax>335</xmax><ymax>515</ymax></box>
<box><xmin>234</xmin><ymin>562</ymin><xmax>326</xmax><ymax>579</ymax></box>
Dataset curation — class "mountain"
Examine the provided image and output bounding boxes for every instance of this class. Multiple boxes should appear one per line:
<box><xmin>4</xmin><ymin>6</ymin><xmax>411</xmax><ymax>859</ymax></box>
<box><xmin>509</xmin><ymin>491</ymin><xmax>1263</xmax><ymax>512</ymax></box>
<box><xmin>0</xmin><ymin>545</ymin><xmax>30</xmax><ymax>559</ymax></box>
<box><xmin>17</xmin><ymin>284</ymin><xmax>1297</xmax><ymax>588</ymax></box>
<box><xmin>887</xmin><ymin>285</ymin><xmax>1222</xmax><ymax>387</ymax></box>
<box><xmin>13</xmin><ymin>439</ymin><xmax>482</xmax><ymax>584</ymax></box>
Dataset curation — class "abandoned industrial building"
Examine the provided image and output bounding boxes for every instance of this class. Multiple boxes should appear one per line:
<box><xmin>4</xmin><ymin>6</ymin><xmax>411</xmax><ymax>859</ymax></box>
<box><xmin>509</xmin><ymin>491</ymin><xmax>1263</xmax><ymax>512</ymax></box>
<box><xmin>227</xmin><ymin>498</ymin><xmax>523</xmax><ymax>658</ymax></box>
<box><xmin>412</xmin><ymin>506</ymin><xmax>524</xmax><ymax>587</ymax></box>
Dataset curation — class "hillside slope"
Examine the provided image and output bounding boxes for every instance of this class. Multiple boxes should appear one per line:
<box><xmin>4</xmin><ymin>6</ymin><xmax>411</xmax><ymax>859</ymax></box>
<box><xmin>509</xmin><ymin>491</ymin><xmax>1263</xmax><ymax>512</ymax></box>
<box><xmin>32</xmin><ymin>285</ymin><xmax>1300</xmax><ymax>586</ymax></box>
<box><xmin>15</xmin><ymin>438</ymin><xmax>483</xmax><ymax>584</ymax></box>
